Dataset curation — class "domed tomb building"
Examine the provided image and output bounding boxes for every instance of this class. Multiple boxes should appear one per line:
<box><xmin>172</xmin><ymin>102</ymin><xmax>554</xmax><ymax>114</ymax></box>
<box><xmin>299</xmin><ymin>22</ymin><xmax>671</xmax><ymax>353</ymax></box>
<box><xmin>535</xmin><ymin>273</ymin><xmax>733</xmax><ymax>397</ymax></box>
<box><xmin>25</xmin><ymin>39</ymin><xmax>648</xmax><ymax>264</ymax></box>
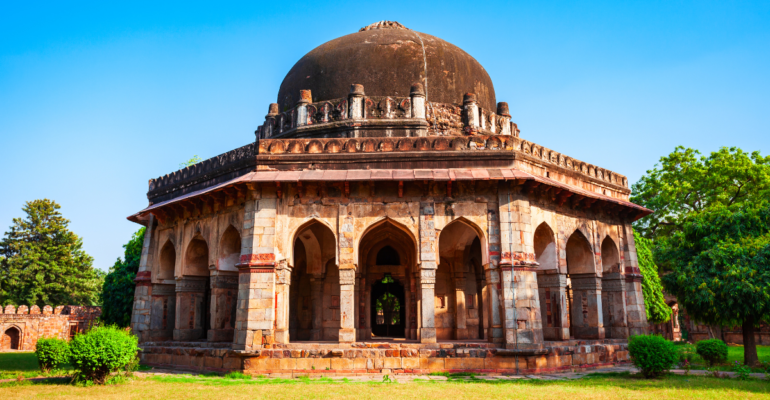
<box><xmin>129</xmin><ymin>21</ymin><xmax>651</xmax><ymax>375</ymax></box>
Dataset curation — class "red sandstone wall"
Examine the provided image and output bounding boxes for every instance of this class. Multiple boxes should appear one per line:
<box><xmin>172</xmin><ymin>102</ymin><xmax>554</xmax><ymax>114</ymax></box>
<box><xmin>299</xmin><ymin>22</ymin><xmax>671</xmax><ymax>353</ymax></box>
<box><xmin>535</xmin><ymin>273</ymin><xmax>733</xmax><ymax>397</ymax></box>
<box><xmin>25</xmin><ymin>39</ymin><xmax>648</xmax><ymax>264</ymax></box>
<box><xmin>0</xmin><ymin>305</ymin><xmax>101</xmax><ymax>351</ymax></box>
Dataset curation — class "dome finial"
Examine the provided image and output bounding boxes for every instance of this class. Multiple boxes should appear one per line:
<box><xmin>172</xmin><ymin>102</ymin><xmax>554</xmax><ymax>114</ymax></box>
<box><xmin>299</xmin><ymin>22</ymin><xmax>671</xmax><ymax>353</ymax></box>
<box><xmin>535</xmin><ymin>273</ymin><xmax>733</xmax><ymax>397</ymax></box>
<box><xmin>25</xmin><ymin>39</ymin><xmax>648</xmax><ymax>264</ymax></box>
<box><xmin>359</xmin><ymin>21</ymin><xmax>408</xmax><ymax>32</ymax></box>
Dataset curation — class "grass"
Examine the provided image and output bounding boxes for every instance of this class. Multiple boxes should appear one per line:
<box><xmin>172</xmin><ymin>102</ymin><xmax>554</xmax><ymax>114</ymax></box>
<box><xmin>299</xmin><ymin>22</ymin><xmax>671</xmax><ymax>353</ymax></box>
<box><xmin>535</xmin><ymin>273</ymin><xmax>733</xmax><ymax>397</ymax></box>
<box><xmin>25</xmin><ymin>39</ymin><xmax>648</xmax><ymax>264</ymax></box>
<box><xmin>2</xmin><ymin>352</ymin><xmax>770</xmax><ymax>399</ymax></box>
<box><xmin>0</xmin><ymin>352</ymin><xmax>74</xmax><ymax>380</ymax></box>
<box><xmin>677</xmin><ymin>344</ymin><xmax>770</xmax><ymax>371</ymax></box>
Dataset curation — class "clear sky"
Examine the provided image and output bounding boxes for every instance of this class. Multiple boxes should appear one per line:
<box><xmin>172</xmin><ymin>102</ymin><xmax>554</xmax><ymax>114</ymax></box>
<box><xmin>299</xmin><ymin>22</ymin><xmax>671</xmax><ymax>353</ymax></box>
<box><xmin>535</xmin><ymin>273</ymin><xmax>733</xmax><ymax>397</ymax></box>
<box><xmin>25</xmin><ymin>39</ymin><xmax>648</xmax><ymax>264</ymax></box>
<box><xmin>1</xmin><ymin>1</ymin><xmax>768</xmax><ymax>271</ymax></box>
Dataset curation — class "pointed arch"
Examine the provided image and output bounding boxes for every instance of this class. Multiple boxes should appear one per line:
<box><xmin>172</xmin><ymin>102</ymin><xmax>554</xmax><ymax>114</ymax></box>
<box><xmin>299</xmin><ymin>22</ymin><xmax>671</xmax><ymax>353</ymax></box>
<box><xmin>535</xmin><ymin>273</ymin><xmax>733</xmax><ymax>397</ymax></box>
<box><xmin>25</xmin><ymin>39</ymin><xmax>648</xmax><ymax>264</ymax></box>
<box><xmin>533</xmin><ymin>222</ymin><xmax>558</xmax><ymax>270</ymax></box>
<box><xmin>184</xmin><ymin>235</ymin><xmax>210</xmax><ymax>276</ymax></box>
<box><xmin>158</xmin><ymin>239</ymin><xmax>176</xmax><ymax>280</ymax></box>
<box><xmin>355</xmin><ymin>217</ymin><xmax>418</xmax><ymax>267</ymax></box>
<box><xmin>1</xmin><ymin>326</ymin><xmax>21</xmax><ymax>350</ymax></box>
<box><xmin>566</xmin><ymin>229</ymin><xmax>596</xmax><ymax>275</ymax></box>
<box><xmin>601</xmin><ymin>236</ymin><xmax>621</xmax><ymax>273</ymax></box>
<box><xmin>438</xmin><ymin>217</ymin><xmax>489</xmax><ymax>267</ymax></box>
<box><xmin>290</xmin><ymin>218</ymin><xmax>338</xmax><ymax>271</ymax></box>
<box><xmin>218</xmin><ymin>225</ymin><xmax>241</xmax><ymax>271</ymax></box>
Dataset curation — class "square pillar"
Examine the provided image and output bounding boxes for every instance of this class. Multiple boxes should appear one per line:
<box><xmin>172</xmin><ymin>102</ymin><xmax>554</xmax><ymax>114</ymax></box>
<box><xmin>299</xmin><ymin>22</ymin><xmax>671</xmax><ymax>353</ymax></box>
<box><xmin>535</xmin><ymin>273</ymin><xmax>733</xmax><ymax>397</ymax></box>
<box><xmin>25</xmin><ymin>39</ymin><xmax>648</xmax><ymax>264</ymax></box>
<box><xmin>602</xmin><ymin>272</ymin><xmax>629</xmax><ymax>339</ymax></box>
<box><xmin>173</xmin><ymin>277</ymin><xmax>208</xmax><ymax>341</ymax></box>
<box><xmin>536</xmin><ymin>271</ymin><xmax>570</xmax><ymax>340</ymax></box>
<box><xmin>569</xmin><ymin>274</ymin><xmax>605</xmax><ymax>339</ymax></box>
<box><xmin>207</xmin><ymin>272</ymin><xmax>239</xmax><ymax>342</ymax></box>
<box><xmin>233</xmin><ymin>193</ymin><xmax>278</xmax><ymax>350</ymax></box>
<box><xmin>454</xmin><ymin>277</ymin><xmax>467</xmax><ymax>340</ymax></box>
<box><xmin>510</xmin><ymin>267</ymin><xmax>544</xmax><ymax>349</ymax></box>
<box><xmin>339</xmin><ymin>268</ymin><xmax>356</xmax><ymax>343</ymax></box>
<box><xmin>419</xmin><ymin>268</ymin><xmax>436</xmax><ymax>343</ymax></box>
<box><xmin>148</xmin><ymin>284</ymin><xmax>175</xmax><ymax>341</ymax></box>
<box><xmin>484</xmin><ymin>265</ymin><xmax>504</xmax><ymax>343</ymax></box>
<box><xmin>131</xmin><ymin>215</ymin><xmax>155</xmax><ymax>343</ymax></box>
<box><xmin>274</xmin><ymin>263</ymin><xmax>292</xmax><ymax>344</ymax></box>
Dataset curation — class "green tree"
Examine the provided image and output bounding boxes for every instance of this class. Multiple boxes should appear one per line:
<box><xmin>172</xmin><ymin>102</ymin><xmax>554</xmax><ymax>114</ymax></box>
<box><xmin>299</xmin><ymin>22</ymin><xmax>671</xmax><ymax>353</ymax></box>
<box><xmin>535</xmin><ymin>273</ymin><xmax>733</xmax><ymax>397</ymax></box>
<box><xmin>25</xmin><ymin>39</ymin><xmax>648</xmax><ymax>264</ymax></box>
<box><xmin>179</xmin><ymin>155</ymin><xmax>203</xmax><ymax>169</ymax></box>
<box><xmin>100</xmin><ymin>228</ymin><xmax>145</xmax><ymax>327</ymax></box>
<box><xmin>633</xmin><ymin>230</ymin><xmax>671</xmax><ymax>324</ymax></box>
<box><xmin>659</xmin><ymin>202</ymin><xmax>770</xmax><ymax>366</ymax></box>
<box><xmin>632</xmin><ymin>146</ymin><xmax>770</xmax><ymax>243</ymax></box>
<box><xmin>0</xmin><ymin>199</ymin><xmax>102</xmax><ymax>307</ymax></box>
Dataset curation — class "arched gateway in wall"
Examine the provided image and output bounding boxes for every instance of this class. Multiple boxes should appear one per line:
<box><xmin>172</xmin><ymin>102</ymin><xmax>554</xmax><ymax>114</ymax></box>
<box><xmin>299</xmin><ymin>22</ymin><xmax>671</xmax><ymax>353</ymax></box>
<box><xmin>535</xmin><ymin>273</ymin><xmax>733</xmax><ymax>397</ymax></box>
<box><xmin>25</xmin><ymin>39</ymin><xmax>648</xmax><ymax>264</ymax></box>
<box><xmin>127</xmin><ymin>21</ymin><xmax>653</xmax><ymax>375</ymax></box>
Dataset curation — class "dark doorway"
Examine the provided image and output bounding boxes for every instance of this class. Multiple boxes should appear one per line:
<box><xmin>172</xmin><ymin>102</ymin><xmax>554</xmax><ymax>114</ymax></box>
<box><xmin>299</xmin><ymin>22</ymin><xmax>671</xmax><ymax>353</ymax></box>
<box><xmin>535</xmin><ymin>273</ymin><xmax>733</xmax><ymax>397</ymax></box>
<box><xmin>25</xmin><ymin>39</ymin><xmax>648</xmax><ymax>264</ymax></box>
<box><xmin>2</xmin><ymin>327</ymin><xmax>20</xmax><ymax>350</ymax></box>
<box><xmin>371</xmin><ymin>274</ymin><xmax>405</xmax><ymax>338</ymax></box>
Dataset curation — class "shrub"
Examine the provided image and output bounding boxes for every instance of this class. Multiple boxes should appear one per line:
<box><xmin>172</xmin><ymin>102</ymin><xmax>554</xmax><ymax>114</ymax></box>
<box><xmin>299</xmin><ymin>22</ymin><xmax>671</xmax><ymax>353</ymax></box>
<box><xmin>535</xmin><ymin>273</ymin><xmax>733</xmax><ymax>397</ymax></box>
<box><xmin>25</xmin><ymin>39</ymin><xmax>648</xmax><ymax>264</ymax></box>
<box><xmin>696</xmin><ymin>339</ymin><xmax>728</xmax><ymax>366</ymax></box>
<box><xmin>676</xmin><ymin>343</ymin><xmax>697</xmax><ymax>364</ymax></box>
<box><xmin>628</xmin><ymin>334</ymin><xmax>678</xmax><ymax>378</ymax></box>
<box><xmin>68</xmin><ymin>326</ymin><xmax>139</xmax><ymax>385</ymax></box>
<box><xmin>35</xmin><ymin>337</ymin><xmax>70</xmax><ymax>372</ymax></box>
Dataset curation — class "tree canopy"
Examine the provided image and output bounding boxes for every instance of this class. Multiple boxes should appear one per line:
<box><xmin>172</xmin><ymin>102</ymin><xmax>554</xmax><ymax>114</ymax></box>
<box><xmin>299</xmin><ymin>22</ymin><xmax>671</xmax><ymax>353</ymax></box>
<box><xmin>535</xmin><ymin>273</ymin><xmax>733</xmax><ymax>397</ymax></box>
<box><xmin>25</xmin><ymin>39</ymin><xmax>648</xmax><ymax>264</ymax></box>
<box><xmin>632</xmin><ymin>146</ymin><xmax>770</xmax><ymax>366</ymax></box>
<box><xmin>100</xmin><ymin>228</ymin><xmax>145</xmax><ymax>327</ymax></box>
<box><xmin>0</xmin><ymin>199</ymin><xmax>102</xmax><ymax>307</ymax></box>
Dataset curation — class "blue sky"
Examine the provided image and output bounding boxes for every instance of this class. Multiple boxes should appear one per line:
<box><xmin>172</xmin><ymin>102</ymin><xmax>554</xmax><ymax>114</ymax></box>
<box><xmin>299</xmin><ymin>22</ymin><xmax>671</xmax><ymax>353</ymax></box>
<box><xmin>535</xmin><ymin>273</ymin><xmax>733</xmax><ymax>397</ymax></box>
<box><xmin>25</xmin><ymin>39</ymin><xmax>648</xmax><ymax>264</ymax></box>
<box><xmin>1</xmin><ymin>1</ymin><xmax>768</xmax><ymax>271</ymax></box>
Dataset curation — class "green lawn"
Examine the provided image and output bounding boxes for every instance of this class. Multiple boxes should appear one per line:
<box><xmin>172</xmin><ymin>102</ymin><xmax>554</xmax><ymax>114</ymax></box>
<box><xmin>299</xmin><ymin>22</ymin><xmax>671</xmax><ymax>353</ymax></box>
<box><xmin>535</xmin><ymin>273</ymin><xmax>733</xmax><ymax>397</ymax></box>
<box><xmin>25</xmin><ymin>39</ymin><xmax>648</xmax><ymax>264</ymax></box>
<box><xmin>0</xmin><ymin>352</ymin><xmax>74</xmax><ymax>380</ymax></box>
<box><xmin>678</xmin><ymin>344</ymin><xmax>770</xmax><ymax>371</ymax></box>
<box><xmin>2</xmin><ymin>352</ymin><xmax>769</xmax><ymax>399</ymax></box>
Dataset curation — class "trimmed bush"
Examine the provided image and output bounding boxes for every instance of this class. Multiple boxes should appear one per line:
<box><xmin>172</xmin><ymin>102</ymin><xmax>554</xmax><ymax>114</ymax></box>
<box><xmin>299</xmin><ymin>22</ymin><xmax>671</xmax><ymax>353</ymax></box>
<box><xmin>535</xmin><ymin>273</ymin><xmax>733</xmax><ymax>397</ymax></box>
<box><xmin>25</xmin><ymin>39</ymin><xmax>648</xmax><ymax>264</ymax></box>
<box><xmin>35</xmin><ymin>337</ymin><xmax>70</xmax><ymax>372</ymax></box>
<box><xmin>68</xmin><ymin>326</ymin><xmax>139</xmax><ymax>385</ymax></box>
<box><xmin>628</xmin><ymin>334</ymin><xmax>678</xmax><ymax>378</ymax></box>
<box><xmin>696</xmin><ymin>339</ymin><xmax>728</xmax><ymax>366</ymax></box>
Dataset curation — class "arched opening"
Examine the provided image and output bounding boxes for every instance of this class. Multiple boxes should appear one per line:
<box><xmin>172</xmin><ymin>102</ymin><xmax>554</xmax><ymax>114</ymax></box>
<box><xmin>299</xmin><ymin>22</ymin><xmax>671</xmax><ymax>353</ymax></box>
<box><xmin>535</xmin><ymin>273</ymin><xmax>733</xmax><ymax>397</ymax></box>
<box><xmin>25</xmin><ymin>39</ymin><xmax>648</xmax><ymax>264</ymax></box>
<box><xmin>1</xmin><ymin>327</ymin><xmax>20</xmax><ymax>350</ymax></box>
<box><xmin>218</xmin><ymin>226</ymin><xmax>241</xmax><ymax>271</ymax></box>
<box><xmin>437</xmin><ymin>219</ymin><xmax>484</xmax><ymax>341</ymax></box>
<box><xmin>534</xmin><ymin>223</ymin><xmax>568</xmax><ymax>340</ymax></box>
<box><xmin>178</xmin><ymin>236</ymin><xmax>210</xmax><ymax>341</ymax></box>
<box><xmin>289</xmin><ymin>220</ymin><xmax>337</xmax><ymax>341</ymax></box>
<box><xmin>565</xmin><ymin>230</ymin><xmax>604</xmax><ymax>339</ymax></box>
<box><xmin>359</xmin><ymin>219</ymin><xmax>417</xmax><ymax>340</ymax></box>
<box><xmin>185</xmin><ymin>236</ymin><xmax>210</xmax><ymax>276</ymax></box>
<box><xmin>371</xmin><ymin>274</ymin><xmax>405</xmax><ymax>337</ymax></box>
<box><xmin>158</xmin><ymin>240</ymin><xmax>176</xmax><ymax>280</ymax></box>
<box><xmin>600</xmin><ymin>236</ymin><xmax>627</xmax><ymax>338</ymax></box>
<box><xmin>208</xmin><ymin>226</ymin><xmax>241</xmax><ymax>342</ymax></box>
<box><xmin>601</xmin><ymin>237</ymin><xmax>620</xmax><ymax>273</ymax></box>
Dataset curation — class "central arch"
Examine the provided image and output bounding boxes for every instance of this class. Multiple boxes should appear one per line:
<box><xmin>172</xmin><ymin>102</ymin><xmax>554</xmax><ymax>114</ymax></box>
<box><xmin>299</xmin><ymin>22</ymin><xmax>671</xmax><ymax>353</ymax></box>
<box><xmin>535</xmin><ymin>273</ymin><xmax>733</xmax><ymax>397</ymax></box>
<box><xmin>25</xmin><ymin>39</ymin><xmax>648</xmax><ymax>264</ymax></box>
<box><xmin>565</xmin><ymin>229</ymin><xmax>605</xmax><ymax>339</ymax></box>
<box><xmin>358</xmin><ymin>219</ymin><xmax>417</xmax><ymax>340</ymax></box>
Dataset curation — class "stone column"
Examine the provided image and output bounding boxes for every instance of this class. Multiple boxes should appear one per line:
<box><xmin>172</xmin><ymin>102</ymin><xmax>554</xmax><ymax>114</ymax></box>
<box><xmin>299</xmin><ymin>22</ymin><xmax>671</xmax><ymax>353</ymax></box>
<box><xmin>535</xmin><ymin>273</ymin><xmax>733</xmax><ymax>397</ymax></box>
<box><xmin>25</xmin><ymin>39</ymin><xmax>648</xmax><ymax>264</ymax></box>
<box><xmin>348</xmin><ymin>84</ymin><xmax>365</xmax><ymax>120</ymax></box>
<box><xmin>207</xmin><ymin>272</ymin><xmax>239</xmax><ymax>342</ymax></box>
<box><xmin>274</xmin><ymin>262</ymin><xmax>292</xmax><ymax>344</ymax></box>
<box><xmin>149</xmin><ymin>283</ymin><xmax>176</xmax><ymax>341</ymax></box>
<box><xmin>410</xmin><ymin>83</ymin><xmax>426</xmax><ymax>119</ymax></box>
<box><xmin>601</xmin><ymin>272</ymin><xmax>629</xmax><ymax>339</ymax></box>
<box><xmin>415</xmin><ymin>269</ymin><xmax>423</xmax><ymax>341</ymax></box>
<box><xmin>295</xmin><ymin>90</ymin><xmax>311</xmax><ymax>127</ymax></box>
<box><xmin>419</xmin><ymin>201</ymin><xmax>438</xmax><ymax>343</ymax></box>
<box><xmin>420</xmin><ymin>268</ymin><xmax>436</xmax><ymax>343</ymax></box>
<box><xmin>310</xmin><ymin>274</ymin><xmax>324</xmax><ymax>341</ymax></box>
<box><xmin>130</xmin><ymin>215</ymin><xmax>155</xmax><ymax>343</ymax></box>
<box><xmin>173</xmin><ymin>277</ymin><xmax>208</xmax><ymax>341</ymax></box>
<box><xmin>497</xmin><ymin>102</ymin><xmax>512</xmax><ymax>136</ymax></box>
<box><xmin>339</xmin><ymin>268</ymin><xmax>356</xmax><ymax>342</ymax></box>
<box><xmin>263</xmin><ymin>103</ymin><xmax>279</xmax><ymax>138</ymax></box>
<box><xmin>463</xmin><ymin>93</ymin><xmax>480</xmax><ymax>133</ymax></box>
<box><xmin>536</xmin><ymin>270</ymin><xmax>570</xmax><ymax>340</ymax></box>
<box><xmin>233</xmin><ymin>191</ymin><xmax>278</xmax><ymax>351</ymax></box>
<box><xmin>621</xmin><ymin>223</ymin><xmax>649</xmax><ymax>335</ymax></box>
<box><xmin>484</xmin><ymin>265</ymin><xmax>503</xmax><ymax>343</ymax></box>
<box><xmin>454</xmin><ymin>277</ymin><xmax>467</xmax><ymax>340</ymax></box>
<box><xmin>510</xmin><ymin>267</ymin><xmax>544</xmax><ymax>349</ymax></box>
<box><xmin>569</xmin><ymin>274</ymin><xmax>605</xmax><ymax>339</ymax></box>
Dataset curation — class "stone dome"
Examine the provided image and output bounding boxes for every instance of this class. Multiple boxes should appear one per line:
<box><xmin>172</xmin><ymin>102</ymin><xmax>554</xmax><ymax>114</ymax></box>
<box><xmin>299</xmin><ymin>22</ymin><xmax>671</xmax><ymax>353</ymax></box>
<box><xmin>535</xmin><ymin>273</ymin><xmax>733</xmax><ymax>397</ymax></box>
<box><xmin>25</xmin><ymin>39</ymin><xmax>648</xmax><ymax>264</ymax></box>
<box><xmin>277</xmin><ymin>22</ymin><xmax>497</xmax><ymax>112</ymax></box>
